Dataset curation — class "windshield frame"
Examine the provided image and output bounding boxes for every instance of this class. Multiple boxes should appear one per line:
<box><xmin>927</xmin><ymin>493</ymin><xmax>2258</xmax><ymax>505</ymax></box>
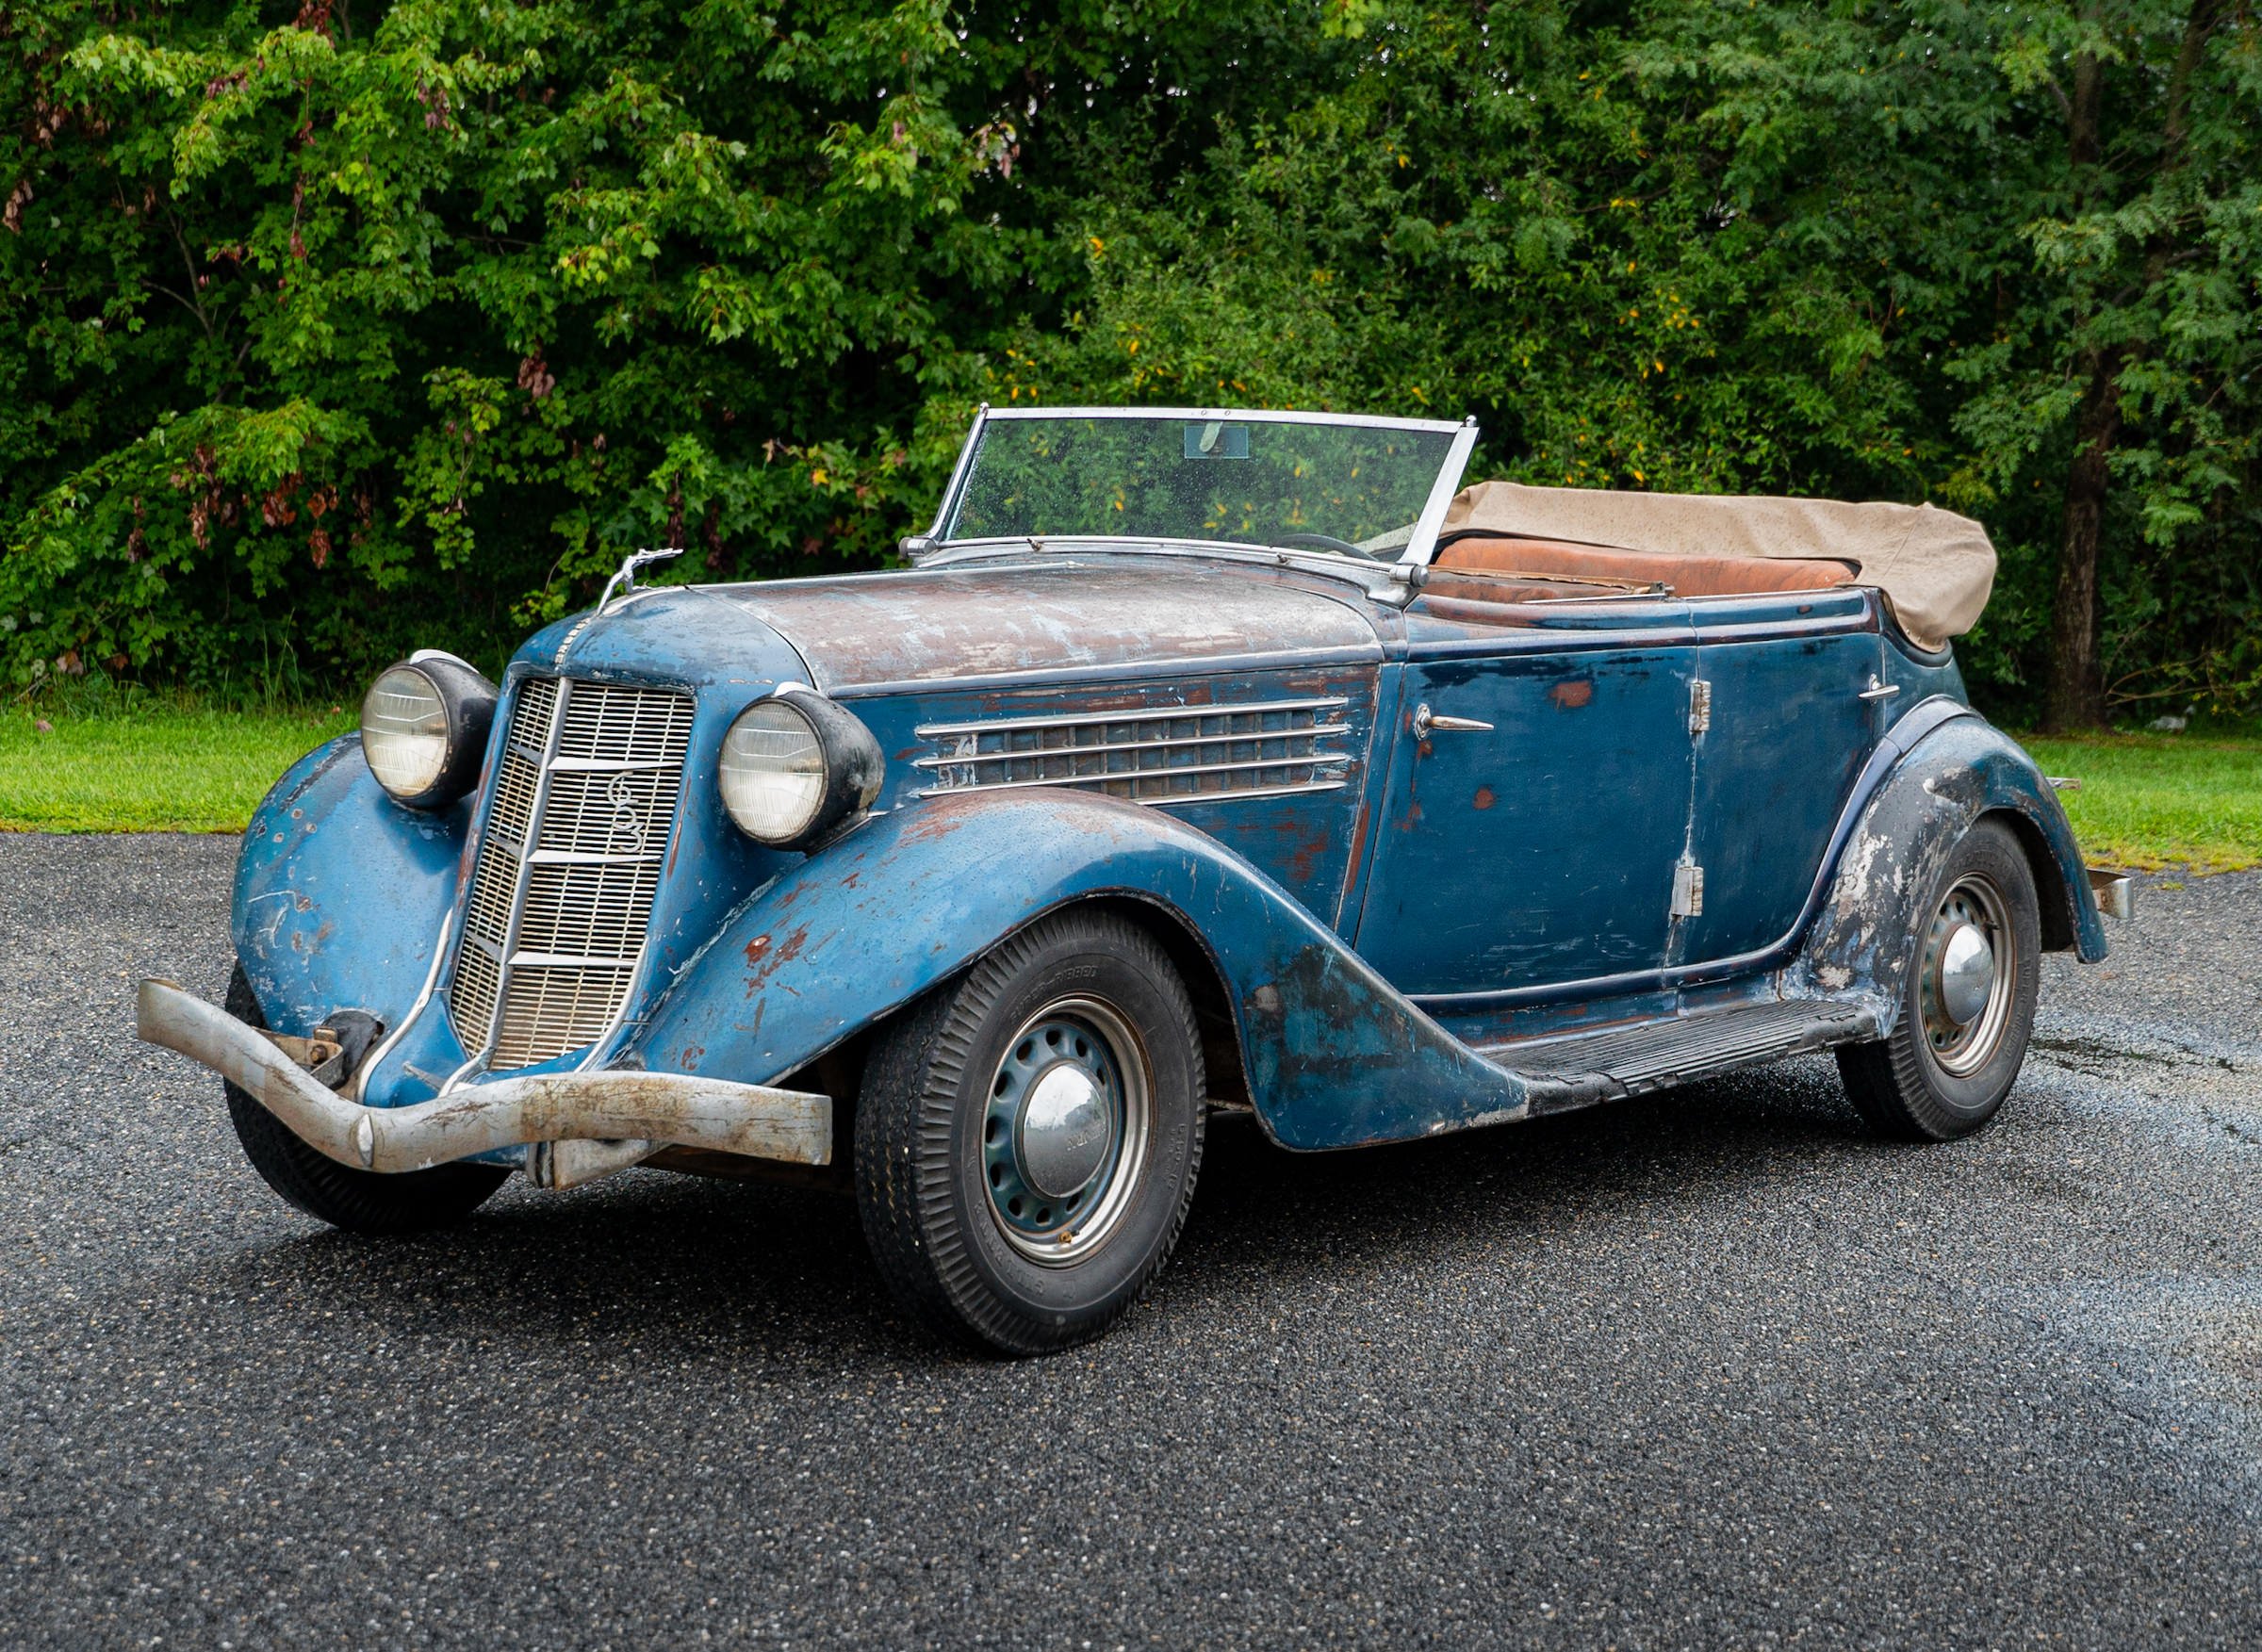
<box><xmin>918</xmin><ymin>405</ymin><xmax>1480</xmax><ymax>571</ymax></box>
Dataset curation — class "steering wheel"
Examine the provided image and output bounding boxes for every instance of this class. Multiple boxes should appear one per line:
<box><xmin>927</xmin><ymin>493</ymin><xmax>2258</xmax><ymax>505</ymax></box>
<box><xmin>1272</xmin><ymin>532</ymin><xmax>1368</xmax><ymax>556</ymax></box>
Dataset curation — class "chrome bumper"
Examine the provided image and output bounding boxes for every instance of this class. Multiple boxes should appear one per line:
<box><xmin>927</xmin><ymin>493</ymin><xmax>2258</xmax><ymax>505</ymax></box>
<box><xmin>135</xmin><ymin>978</ymin><xmax>831</xmax><ymax>1181</ymax></box>
<box><xmin>2087</xmin><ymin>866</ymin><xmax>2137</xmax><ymax>922</ymax></box>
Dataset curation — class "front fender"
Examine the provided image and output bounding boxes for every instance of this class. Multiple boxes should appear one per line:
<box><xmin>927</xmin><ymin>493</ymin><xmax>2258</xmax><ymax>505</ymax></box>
<box><xmin>624</xmin><ymin>790</ymin><xmax>1525</xmax><ymax>1151</ymax></box>
<box><xmin>230</xmin><ymin>734</ymin><xmax>470</xmax><ymax>1038</ymax></box>
<box><xmin>1791</xmin><ymin>714</ymin><xmax>2106</xmax><ymax>1030</ymax></box>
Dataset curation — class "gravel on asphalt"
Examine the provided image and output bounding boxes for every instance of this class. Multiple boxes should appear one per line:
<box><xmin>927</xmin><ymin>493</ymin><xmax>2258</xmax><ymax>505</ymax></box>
<box><xmin>1</xmin><ymin>833</ymin><xmax>2257</xmax><ymax>1648</ymax></box>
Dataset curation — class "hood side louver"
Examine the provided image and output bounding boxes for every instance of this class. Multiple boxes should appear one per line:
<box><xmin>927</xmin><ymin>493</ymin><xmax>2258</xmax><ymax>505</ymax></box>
<box><xmin>913</xmin><ymin>697</ymin><xmax>1352</xmax><ymax>804</ymax></box>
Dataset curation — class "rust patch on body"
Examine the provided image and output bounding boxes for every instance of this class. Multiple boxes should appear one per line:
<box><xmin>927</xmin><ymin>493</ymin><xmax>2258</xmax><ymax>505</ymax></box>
<box><xmin>1549</xmin><ymin>679</ymin><xmax>1595</xmax><ymax>711</ymax></box>
<box><xmin>1473</xmin><ymin>786</ymin><xmax>1495</xmax><ymax>810</ymax></box>
<box><xmin>746</xmin><ymin>924</ymin><xmax>812</xmax><ymax>993</ymax></box>
<box><xmin>1338</xmin><ymin>799</ymin><xmax>1373</xmax><ymax>909</ymax></box>
<box><xmin>893</xmin><ymin>803</ymin><xmax>966</xmax><ymax>846</ymax></box>
<box><xmin>1268</xmin><ymin>814</ymin><xmax>1329</xmax><ymax>884</ymax></box>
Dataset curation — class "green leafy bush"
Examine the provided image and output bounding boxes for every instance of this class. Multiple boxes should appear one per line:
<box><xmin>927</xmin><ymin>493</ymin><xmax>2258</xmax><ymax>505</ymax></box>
<box><xmin>4</xmin><ymin>0</ymin><xmax>2255</xmax><ymax>719</ymax></box>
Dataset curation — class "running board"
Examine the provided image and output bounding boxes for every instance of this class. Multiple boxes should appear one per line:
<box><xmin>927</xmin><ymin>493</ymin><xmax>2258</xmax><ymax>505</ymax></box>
<box><xmin>1476</xmin><ymin>1000</ymin><xmax>1881</xmax><ymax>1116</ymax></box>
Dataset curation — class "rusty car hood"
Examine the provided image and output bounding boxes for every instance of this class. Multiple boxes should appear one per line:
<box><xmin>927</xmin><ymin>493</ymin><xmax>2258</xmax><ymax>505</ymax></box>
<box><xmin>701</xmin><ymin>558</ymin><xmax>1385</xmax><ymax>693</ymax></box>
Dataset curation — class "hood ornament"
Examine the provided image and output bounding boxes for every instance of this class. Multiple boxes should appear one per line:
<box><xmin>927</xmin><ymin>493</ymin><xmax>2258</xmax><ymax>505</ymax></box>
<box><xmin>599</xmin><ymin>546</ymin><xmax>684</xmax><ymax>613</ymax></box>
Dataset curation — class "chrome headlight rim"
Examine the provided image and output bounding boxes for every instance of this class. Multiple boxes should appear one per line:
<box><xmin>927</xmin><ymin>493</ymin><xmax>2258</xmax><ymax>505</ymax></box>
<box><xmin>718</xmin><ymin>685</ymin><xmax>884</xmax><ymax>851</ymax></box>
<box><xmin>358</xmin><ymin>652</ymin><xmax>497</xmax><ymax>810</ymax></box>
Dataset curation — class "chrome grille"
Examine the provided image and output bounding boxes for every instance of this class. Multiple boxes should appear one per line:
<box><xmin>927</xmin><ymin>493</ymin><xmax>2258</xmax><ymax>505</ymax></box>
<box><xmin>448</xmin><ymin>677</ymin><xmax>696</xmax><ymax>1071</ymax></box>
<box><xmin>915</xmin><ymin>697</ymin><xmax>1351</xmax><ymax>803</ymax></box>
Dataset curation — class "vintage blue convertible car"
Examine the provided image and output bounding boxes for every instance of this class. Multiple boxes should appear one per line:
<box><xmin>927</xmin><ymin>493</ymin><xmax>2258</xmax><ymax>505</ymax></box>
<box><xmin>138</xmin><ymin>407</ymin><xmax>2129</xmax><ymax>1354</ymax></box>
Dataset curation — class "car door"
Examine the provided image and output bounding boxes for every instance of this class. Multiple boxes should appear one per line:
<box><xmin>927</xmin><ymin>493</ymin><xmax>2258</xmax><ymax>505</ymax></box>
<box><xmin>1352</xmin><ymin>594</ymin><xmax>1699</xmax><ymax>997</ymax></box>
<box><xmin>1674</xmin><ymin>588</ymin><xmax>1882</xmax><ymax>965</ymax></box>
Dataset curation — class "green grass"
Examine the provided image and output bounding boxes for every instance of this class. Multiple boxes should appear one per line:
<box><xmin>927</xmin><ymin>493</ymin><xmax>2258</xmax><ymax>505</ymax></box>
<box><xmin>0</xmin><ymin>698</ymin><xmax>352</xmax><ymax>833</ymax></box>
<box><xmin>3</xmin><ymin>690</ymin><xmax>2255</xmax><ymax>872</ymax></box>
<box><xmin>2017</xmin><ymin>727</ymin><xmax>2262</xmax><ymax>874</ymax></box>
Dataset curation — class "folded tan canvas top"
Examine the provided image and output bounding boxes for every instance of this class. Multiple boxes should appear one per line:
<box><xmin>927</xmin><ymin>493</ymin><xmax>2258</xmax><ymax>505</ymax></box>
<box><xmin>1439</xmin><ymin>481</ymin><xmax>1996</xmax><ymax>652</ymax></box>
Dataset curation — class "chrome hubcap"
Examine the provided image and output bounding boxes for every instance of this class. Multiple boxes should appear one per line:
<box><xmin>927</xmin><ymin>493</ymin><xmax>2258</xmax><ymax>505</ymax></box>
<box><xmin>1936</xmin><ymin>923</ymin><xmax>1995</xmax><ymax>1026</ymax></box>
<box><xmin>981</xmin><ymin>997</ymin><xmax>1153</xmax><ymax>1266</ymax></box>
<box><xmin>1920</xmin><ymin>875</ymin><xmax>2014</xmax><ymax>1076</ymax></box>
<box><xmin>1018</xmin><ymin>1063</ymin><xmax>1110</xmax><ymax>1198</ymax></box>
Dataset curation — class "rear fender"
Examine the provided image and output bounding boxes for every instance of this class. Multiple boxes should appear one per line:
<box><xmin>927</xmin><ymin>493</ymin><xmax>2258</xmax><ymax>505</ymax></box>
<box><xmin>1790</xmin><ymin>714</ymin><xmax>2106</xmax><ymax>1031</ymax></box>
<box><xmin>231</xmin><ymin>734</ymin><xmax>470</xmax><ymax>1038</ymax></box>
<box><xmin>625</xmin><ymin>790</ymin><xmax>1524</xmax><ymax>1151</ymax></box>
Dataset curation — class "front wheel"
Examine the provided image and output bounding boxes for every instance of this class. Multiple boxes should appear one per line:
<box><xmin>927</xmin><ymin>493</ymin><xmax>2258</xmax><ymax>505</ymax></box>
<box><xmin>854</xmin><ymin>909</ymin><xmax>1205</xmax><ymax>1356</ymax></box>
<box><xmin>1836</xmin><ymin>817</ymin><xmax>2041</xmax><ymax>1141</ymax></box>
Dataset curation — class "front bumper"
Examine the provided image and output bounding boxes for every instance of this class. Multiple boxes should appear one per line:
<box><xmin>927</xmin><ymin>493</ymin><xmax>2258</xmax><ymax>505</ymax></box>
<box><xmin>136</xmin><ymin>978</ymin><xmax>831</xmax><ymax>1182</ymax></box>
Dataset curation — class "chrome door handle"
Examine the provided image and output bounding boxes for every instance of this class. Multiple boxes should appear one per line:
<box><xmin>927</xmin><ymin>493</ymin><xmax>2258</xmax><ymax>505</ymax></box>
<box><xmin>1413</xmin><ymin>703</ymin><xmax>1495</xmax><ymax>738</ymax></box>
<box><xmin>1857</xmin><ymin>676</ymin><xmax>1902</xmax><ymax>702</ymax></box>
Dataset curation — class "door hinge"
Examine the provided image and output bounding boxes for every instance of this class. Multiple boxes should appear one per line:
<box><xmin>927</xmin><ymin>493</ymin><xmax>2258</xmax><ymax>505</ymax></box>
<box><xmin>1670</xmin><ymin>857</ymin><xmax>1705</xmax><ymax>919</ymax></box>
<box><xmin>1688</xmin><ymin>678</ymin><xmax>1713</xmax><ymax>737</ymax></box>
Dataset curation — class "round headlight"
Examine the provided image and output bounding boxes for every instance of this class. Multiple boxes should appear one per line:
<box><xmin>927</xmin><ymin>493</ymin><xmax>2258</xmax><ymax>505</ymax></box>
<box><xmin>719</xmin><ymin>690</ymin><xmax>884</xmax><ymax>849</ymax></box>
<box><xmin>359</xmin><ymin>654</ymin><xmax>496</xmax><ymax>809</ymax></box>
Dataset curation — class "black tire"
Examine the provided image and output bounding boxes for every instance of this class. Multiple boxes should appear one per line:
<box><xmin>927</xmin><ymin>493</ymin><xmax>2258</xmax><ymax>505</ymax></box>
<box><xmin>222</xmin><ymin>962</ymin><xmax>509</xmax><ymax>1234</ymax></box>
<box><xmin>854</xmin><ymin>908</ymin><xmax>1205</xmax><ymax>1356</ymax></box>
<box><xmin>1836</xmin><ymin>817</ymin><xmax>2041</xmax><ymax>1141</ymax></box>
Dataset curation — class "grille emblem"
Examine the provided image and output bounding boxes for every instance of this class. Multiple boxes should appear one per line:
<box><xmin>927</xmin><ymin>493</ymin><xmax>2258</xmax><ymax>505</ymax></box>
<box><xmin>606</xmin><ymin>771</ymin><xmax>647</xmax><ymax>852</ymax></box>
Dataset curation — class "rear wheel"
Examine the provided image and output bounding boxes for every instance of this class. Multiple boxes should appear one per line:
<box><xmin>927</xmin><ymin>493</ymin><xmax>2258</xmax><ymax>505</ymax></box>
<box><xmin>854</xmin><ymin>909</ymin><xmax>1205</xmax><ymax>1356</ymax></box>
<box><xmin>222</xmin><ymin>962</ymin><xmax>508</xmax><ymax>1234</ymax></box>
<box><xmin>1836</xmin><ymin>818</ymin><xmax>2041</xmax><ymax>1140</ymax></box>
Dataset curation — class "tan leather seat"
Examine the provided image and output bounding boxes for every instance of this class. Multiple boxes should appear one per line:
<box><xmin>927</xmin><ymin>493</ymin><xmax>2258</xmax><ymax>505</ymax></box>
<box><xmin>1435</xmin><ymin>534</ymin><xmax>1859</xmax><ymax>598</ymax></box>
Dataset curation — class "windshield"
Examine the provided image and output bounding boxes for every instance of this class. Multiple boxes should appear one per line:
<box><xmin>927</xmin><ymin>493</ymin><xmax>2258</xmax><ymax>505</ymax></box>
<box><xmin>937</xmin><ymin>412</ymin><xmax>1464</xmax><ymax>562</ymax></box>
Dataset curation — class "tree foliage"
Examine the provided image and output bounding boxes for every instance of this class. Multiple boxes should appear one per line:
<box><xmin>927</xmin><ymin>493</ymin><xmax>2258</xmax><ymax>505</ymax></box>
<box><xmin>4</xmin><ymin>0</ymin><xmax>2256</xmax><ymax>720</ymax></box>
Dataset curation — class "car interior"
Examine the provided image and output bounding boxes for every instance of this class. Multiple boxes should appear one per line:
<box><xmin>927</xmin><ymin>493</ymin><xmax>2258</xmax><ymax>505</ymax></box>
<box><xmin>1416</xmin><ymin>532</ymin><xmax>1863</xmax><ymax>616</ymax></box>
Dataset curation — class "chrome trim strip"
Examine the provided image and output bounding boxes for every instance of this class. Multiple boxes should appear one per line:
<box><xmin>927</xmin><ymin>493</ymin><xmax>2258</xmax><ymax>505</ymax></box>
<box><xmin>978</xmin><ymin>405</ymin><xmax>1465</xmax><ymax>434</ymax></box>
<box><xmin>925</xmin><ymin>401</ymin><xmax>992</xmax><ymax>545</ymax></box>
<box><xmin>923</xmin><ymin>775</ymin><xmax>1352</xmax><ymax>802</ymax></box>
<box><xmin>926</xmin><ymin>750</ymin><xmax>1351</xmax><ymax>787</ymax></box>
<box><xmin>919</xmin><ymin>756</ymin><xmax>1351</xmax><ymax>799</ymax></box>
<box><xmin>478</xmin><ymin>678</ymin><xmax>571</xmax><ymax>1061</ymax></box>
<box><xmin>916</xmin><ymin>697</ymin><xmax>1348</xmax><ymax>739</ymax></box>
<box><xmin>538</xmin><ymin>754</ymin><xmax>686</xmax><ymax>775</ymax></box>
<box><xmin>503</xmin><ymin>951</ymin><xmax>644</xmax><ymax>972</ymax></box>
<box><xmin>1402</xmin><ymin>419</ymin><xmax>1481</xmax><ymax>567</ymax></box>
<box><xmin>910</xmin><ymin>724</ymin><xmax>1352</xmax><ymax>769</ymax></box>
<box><xmin>518</xmin><ymin>848</ymin><xmax>667</xmax><ymax>867</ymax></box>
<box><xmin>347</xmin><ymin>911</ymin><xmax>454</xmax><ymax>1104</ymax></box>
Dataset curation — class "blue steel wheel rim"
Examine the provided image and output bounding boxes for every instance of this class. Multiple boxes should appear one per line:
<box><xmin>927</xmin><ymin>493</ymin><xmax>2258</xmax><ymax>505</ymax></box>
<box><xmin>981</xmin><ymin>995</ymin><xmax>1153</xmax><ymax>1268</ymax></box>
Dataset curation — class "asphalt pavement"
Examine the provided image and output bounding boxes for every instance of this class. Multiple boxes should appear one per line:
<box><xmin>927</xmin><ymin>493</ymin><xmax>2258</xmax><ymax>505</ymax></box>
<box><xmin>2</xmin><ymin>832</ymin><xmax>2258</xmax><ymax>1648</ymax></box>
